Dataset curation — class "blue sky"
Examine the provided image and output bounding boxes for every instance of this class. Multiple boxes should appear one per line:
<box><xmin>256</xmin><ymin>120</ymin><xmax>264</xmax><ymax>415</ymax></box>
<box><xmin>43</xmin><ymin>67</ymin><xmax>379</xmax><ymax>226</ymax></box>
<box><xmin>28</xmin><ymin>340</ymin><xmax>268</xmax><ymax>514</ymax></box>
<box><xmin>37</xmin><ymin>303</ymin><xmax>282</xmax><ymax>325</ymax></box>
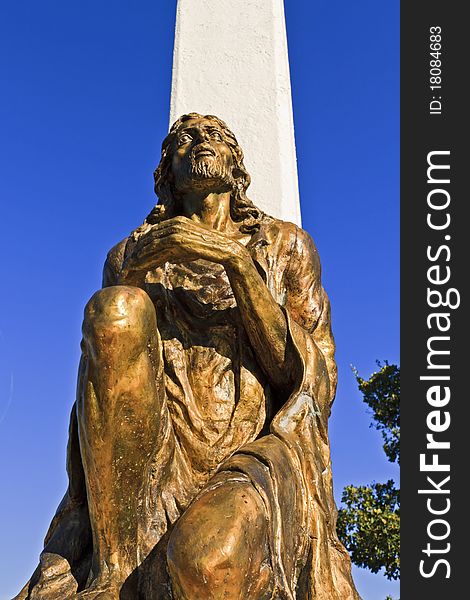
<box><xmin>0</xmin><ymin>1</ymin><xmax>399</xmax><ymax>598</ymax></box>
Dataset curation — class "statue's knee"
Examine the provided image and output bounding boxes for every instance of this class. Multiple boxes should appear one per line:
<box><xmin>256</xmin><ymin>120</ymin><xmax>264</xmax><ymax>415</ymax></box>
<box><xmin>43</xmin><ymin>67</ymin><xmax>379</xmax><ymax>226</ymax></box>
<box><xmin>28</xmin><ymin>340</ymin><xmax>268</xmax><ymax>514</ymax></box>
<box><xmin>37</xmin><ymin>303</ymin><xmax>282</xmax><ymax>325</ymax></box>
<box><xmin>167</xmin><ymin>482</ymin><xmax>269</xmax><ymax>596</ymax></box>
<box><xmin>83</xmin><ymin>286</ymin><xmax>155</xmax><ymax>354</ymax></box>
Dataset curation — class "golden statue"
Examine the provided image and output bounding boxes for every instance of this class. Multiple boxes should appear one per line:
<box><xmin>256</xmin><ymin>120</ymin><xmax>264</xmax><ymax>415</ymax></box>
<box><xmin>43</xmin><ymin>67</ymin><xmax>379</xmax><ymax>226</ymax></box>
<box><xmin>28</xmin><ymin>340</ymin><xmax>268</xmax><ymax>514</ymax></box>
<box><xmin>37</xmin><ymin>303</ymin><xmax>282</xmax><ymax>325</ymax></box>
<box><xmin>15</xmin><ymin>114</ymin><xmax>359</xmax><ymax>600</ymax></box>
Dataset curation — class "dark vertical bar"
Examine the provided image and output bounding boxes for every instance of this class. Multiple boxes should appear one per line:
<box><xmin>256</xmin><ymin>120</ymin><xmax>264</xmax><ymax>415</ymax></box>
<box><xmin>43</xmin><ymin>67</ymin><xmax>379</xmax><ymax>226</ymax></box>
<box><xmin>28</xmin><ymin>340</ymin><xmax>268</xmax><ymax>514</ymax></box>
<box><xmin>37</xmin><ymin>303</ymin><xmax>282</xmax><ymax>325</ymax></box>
<box><xmin>401</xmin><ymin>2</ymin><xmax>467</xmax><ymax>597</ymax></box>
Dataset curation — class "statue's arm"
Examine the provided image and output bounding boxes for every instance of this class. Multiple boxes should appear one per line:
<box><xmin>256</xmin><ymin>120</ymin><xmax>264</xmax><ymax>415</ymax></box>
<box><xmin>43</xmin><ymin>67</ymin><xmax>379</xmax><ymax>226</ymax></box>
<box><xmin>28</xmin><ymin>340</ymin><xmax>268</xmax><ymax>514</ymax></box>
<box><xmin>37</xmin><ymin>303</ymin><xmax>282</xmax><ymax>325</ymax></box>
<box><xmin>225</xmin><ymin>224</ymin><xmax>323</xmax><ymax>393</ymax></box>
<box><xmin>224</xmin><ymin>257</ymin><xmax>294</xmax><ymax>390</ymax></box>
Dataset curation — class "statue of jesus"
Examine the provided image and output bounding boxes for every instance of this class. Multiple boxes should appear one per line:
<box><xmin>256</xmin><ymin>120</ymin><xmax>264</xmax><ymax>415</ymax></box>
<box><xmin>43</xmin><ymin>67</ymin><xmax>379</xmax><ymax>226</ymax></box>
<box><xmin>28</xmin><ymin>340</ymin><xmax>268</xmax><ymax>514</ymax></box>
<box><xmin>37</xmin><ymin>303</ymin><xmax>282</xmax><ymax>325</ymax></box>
<box><xmin>15</xmin><ymin>114</ymin><xmax>359</xmax><ymax>600</ymax></box>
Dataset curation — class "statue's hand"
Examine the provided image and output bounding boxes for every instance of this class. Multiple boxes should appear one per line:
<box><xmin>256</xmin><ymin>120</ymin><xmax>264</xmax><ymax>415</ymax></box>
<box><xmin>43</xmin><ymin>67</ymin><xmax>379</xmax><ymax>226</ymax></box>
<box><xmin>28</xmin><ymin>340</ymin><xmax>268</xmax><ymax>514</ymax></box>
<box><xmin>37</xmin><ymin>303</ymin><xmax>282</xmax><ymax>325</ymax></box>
<box><xmin>123</xmin><ymin>216</ymin><xmax>250</xmax><ymax>275</ymax></box>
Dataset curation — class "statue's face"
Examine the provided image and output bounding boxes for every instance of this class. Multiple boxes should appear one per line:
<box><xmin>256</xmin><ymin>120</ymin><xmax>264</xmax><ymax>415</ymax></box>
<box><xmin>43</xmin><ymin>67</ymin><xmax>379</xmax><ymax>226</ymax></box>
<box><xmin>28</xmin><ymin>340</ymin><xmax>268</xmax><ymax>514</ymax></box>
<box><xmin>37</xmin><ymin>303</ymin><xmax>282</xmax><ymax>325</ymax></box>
<box><xmin>171</xmin><ymin>117</ymin><xmax>234</xmax><ymax>193</ymax></box>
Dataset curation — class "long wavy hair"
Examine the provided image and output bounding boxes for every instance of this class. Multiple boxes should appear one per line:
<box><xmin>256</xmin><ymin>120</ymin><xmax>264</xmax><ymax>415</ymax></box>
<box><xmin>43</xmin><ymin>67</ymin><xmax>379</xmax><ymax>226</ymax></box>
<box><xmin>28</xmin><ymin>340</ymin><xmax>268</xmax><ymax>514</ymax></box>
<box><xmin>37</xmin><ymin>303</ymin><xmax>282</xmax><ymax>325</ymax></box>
<box><xmin>145</xmin><ymin>113</ymin><xmax>264</xmax><ymax>233</ymax></box>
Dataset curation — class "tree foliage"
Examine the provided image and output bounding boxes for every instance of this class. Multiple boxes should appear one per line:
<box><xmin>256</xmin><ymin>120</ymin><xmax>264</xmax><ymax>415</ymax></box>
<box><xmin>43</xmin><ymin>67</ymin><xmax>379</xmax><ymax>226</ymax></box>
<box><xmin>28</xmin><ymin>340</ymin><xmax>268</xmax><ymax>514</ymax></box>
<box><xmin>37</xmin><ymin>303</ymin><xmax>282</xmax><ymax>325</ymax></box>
<box><xmin>337</xmin><ymin>480</ymin><xmax>400</xmax><ymax>580</ymax></box>
<box><xmin>354</xmin><ymin>362</ymin><xmax>400</xmax><ymax>464</ymax></box>
<box><xmin>337</xmin><ymin>363</ymin><xmax>400</xmax><ymax>582</ymax></box>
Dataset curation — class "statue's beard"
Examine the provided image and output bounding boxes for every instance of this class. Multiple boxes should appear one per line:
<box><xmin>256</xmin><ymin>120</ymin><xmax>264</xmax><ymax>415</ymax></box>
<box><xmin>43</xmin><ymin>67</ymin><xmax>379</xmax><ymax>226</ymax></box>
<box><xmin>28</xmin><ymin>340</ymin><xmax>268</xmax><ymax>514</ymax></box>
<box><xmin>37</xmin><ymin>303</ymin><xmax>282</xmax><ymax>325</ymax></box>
<box><xmin>174</xmin><ymin>154</ymin><xmax>234</xmax><ymax>194</ymax></box>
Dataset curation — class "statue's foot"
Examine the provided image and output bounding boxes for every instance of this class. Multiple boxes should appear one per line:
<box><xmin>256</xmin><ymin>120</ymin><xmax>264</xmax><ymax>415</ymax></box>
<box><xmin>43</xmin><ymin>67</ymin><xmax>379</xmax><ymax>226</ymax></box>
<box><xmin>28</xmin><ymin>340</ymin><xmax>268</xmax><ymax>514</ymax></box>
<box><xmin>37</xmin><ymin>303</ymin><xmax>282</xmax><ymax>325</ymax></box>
<box><xmin>28</xmin><ymin>553</ymin><xmax>78</xmax><ymax>600</ymax></box>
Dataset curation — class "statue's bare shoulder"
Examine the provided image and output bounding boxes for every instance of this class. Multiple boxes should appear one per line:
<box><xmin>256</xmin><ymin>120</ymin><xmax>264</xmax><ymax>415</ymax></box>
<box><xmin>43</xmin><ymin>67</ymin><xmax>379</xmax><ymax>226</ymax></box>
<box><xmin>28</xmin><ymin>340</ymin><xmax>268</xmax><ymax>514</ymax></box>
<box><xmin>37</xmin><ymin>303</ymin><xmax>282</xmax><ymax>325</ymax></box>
<box><xmin>102</xmin><ymin>237</ymin><xmax>128</xmax><ymax>287</ymax></box>
<box><xmin>259</xmin><ymin>218</ymin><xmax>322</xmax><ymax>281</ymax></box>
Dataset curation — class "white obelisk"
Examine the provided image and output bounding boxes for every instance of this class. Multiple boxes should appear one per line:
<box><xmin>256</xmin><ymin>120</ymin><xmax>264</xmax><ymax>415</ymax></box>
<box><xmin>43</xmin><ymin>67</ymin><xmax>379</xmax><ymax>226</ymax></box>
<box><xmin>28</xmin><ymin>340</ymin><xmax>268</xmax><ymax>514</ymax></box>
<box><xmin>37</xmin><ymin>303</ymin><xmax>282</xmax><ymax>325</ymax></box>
<box><xmin>169</xmin><ymin>0</ymin><xmax>301</xmax><ymax>225</ymax></box>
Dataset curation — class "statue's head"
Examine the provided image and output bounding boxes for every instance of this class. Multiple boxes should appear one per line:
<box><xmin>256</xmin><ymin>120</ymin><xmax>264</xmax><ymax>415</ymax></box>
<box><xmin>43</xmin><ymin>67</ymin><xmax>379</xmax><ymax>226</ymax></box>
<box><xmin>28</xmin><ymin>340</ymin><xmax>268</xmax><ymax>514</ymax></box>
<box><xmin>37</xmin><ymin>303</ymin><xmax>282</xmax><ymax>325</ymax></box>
<box><xmin>147</xmin><ymin>113</ymin><xmax>263</xmax><ymax>233</ymax></box>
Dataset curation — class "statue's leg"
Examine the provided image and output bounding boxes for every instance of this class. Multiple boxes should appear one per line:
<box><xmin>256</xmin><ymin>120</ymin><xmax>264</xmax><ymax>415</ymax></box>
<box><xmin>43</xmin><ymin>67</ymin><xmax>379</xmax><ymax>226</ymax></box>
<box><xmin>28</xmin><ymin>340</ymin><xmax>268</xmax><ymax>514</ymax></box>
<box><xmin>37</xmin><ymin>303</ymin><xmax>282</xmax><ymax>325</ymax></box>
<box><xmin>77</xmin><ymin>285</ymin><xmax>164</xmax><ymax>595</ymax></box>
<box><xmin>167</xmin><ymin>478</ymin><xmax>273</xmax><ymax>600</ymax></box>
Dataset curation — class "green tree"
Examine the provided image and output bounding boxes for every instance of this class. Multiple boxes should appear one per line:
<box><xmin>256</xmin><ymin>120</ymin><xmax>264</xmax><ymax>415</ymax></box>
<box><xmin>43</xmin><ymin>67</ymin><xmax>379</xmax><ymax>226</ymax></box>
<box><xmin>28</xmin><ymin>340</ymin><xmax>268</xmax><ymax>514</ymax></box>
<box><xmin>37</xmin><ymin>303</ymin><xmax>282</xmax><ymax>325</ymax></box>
<box><xmin>337</xmin><ymin>362</ymin><xmax>400</xmax><ymax>581</ymax></box>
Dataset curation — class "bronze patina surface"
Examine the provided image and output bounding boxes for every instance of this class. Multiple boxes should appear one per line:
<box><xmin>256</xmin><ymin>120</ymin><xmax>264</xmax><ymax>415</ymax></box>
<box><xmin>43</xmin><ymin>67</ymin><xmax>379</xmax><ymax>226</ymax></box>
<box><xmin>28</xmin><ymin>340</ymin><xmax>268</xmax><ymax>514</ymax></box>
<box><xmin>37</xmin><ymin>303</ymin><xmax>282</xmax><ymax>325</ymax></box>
<box><xmin>15</xmin><ymin>114</ymin><xmax>359</xmax><ymax>600</ymax></box>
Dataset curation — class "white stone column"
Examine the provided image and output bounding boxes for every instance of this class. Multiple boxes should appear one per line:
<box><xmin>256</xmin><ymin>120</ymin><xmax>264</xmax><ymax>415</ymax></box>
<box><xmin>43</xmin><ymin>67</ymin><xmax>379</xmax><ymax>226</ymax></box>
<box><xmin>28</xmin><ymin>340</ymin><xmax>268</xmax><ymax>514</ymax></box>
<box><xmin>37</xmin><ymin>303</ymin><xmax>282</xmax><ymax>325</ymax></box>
<box><xmin>169</xmin><ymin>0</ymin><xmax>301</xmax><ymax>225</ymax></box>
